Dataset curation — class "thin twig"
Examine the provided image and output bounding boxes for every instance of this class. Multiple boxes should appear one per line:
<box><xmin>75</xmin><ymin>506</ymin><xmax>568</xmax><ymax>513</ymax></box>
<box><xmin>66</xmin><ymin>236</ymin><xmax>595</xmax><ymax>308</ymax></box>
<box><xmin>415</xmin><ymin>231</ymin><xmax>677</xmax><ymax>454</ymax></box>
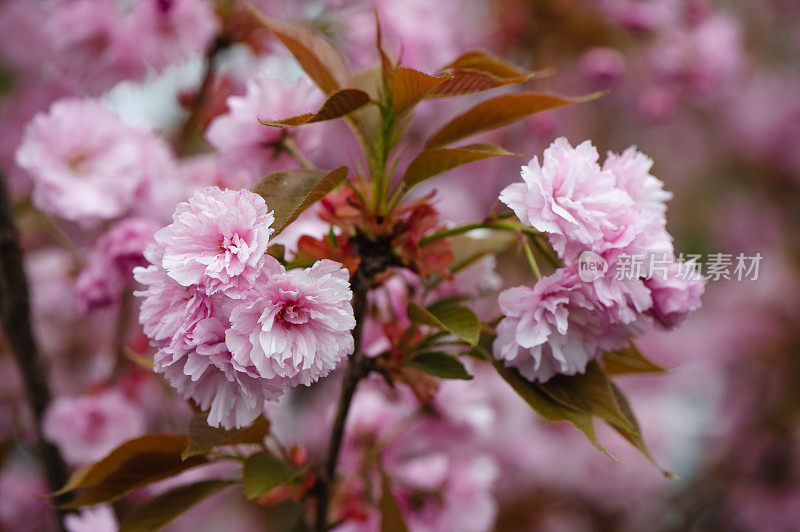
<box><xmin>175</xmin><ymin>34</ymin><xmax>230</xmax><ymax>156</ymax></box>
<box><xmin>281</xmin><ymin>136</ymin><xmax>316</xmax><ymax>170</ymax></box>
<box><xmin>0</xmin><ymin>172</ymin><xmax>70</xmax><ymax>529</ymax></box>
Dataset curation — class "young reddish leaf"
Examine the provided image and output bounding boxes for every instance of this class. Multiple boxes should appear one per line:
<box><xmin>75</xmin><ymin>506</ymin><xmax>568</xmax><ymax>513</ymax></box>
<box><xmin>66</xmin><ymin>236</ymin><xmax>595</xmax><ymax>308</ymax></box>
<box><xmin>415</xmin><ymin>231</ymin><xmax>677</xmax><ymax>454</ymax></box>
<box><xmin>182</xmin><ymin>414</ymin><xmax>271</xmax><ymax>460</ymax></box>
<box><xmin>401</xmin><ymin>143</ymin><xmax>518</xmax><ymax>188</ymax></box>
<box><xmin>408</xmin><ymin>352</ymin><xmax>473</xmax><ymax>380</ymax></box>
<box><xmin>253</xmin><ymin>166</ymin><xmax>348</xmax><ymax>236</ymax></box>
<box><xmin>609</xmin><ymin>382</ymin><xmax>677</xmax><ymax>480</ymax></box>
<box><xmin>259</xmin><ymin>89</ymin><xmax>372</xmax><ymax>127</ymax></box>
<box><xmin>444</xmin><ymin>49</ymin><xmax>540</xmax><ymax>79</ymax></box>
<box><xmin>380</xmin><ymin>473</ymin><xmax>409</xmax><ymax>532</ymax></box>
<box><xmin>429</xmin><ymin>49</ymin><xmax>551</xmax><ymax>97</ymax></box>
<box><xmin>119</xmin><ymin>480</ymin><xmax>234</xmax><ymax>532</ymax></box>
<box><xmin>425</xmin><ymin>92</ymin><xmax>602</xmax><ymax>148</ymax></box>
<box><xmin>374</xmin><ymin>10</ymin><xmax>395</xmax><ymax>87</ymax></box>
<box><xmin>539</xmin><ymin>360</ymin><xmax>636</xmax><ymax>433</ymax></box>
<box><xmin>243</xmin><ymin>451</ymin><xmax>298</xmax><ymax>500</ymax></box>
<box><xmin>248</xmin><ymin>7</ymin><xmax>351</xmax><ymax>95</ymax></box>
<box><xmin>55</xmin><ymin>435</ymin><xmax>208</xmax><ymax>508</ymax></box>
<box><xmin>407</xmin><ymin>301</ymin><xmax>480</xmax><ymax>346</ymax></box>
<box><xmin>391</xmin><ymin>68</ymin><xmax>454</xmax><ymax>116</ymax></box>
<box><xmin>602</xmin><ymin>343</ymin><xmax>666</xmax><ymax>375</ymax></box>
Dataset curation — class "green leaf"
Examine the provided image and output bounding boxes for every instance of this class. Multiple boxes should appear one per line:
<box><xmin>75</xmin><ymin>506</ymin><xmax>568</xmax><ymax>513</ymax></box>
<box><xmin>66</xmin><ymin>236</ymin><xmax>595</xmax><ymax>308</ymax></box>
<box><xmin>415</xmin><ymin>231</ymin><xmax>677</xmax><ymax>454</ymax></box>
<box><xmin>602</xmin><ymin>343</ymin><xmax>666</xmax><ymax>375</ymax></box>
<box><xmin>408</xmin><ymin>352</ymin><xmax>473</xmax><ymax>380</ymax></box>
<box><xmin>608</xmin><ymin>382</ymin><xmax>677</xmax><ymax>480</ymax></box>
<box><xmin>407</xmin><ymin>302</ymin><xmax>480</xmax><ymax>346</ymax></box>
<box><xmin>55</xmin><ymin>435</ymin><xmax>208</xmax><ymax>508</ymax></box>
<box><xmin>380</xmin><ymin>473</ymin><xmax>409</xmax><ymax>532</ymax></box>
<box><xmin>425</xmin><ymin>92</ymin><xmax>603</xmax><ymax>148</ymax></box>
<box><xmin>449</xmin><ymin>231</ymin><xmax>516</xmax><ymax>272</ymax></box>
<box><xmin>248</xmin><ymin>8</ymin><xmax>351</xmax><ymax>95</ymax></box>
<box><xmin>391</xmin><ymin>68</ymin><xmax>454</xmax><ymax>116</ymax></box>
<box><xmin>429</xmin><ymin>49</ymin><xmax>551</xmax><ymax>97</ymax></box>
<box><xmin>119</xmin><ymin>480</ymin><xmax>234</xmax><ymax>532</ymax></box>
<box><xmin>243</xmin><ymin>452</ymin><xmax>298</xmax><ymax>500</ymax></box>
<box><xmin>253</xmin><ymin>166</ymin><xmax>348</xmax><ymax>236</ymax></box>
<box><xmin>259</xmin><ymin>89</ymin><xmax>372</xmax><ymax>127</ymax></box>
<box><xmin>488</xmin><ymin>356</ymin><xmax>610</xmax><ymax>456</ymax></box>
<box><xmin>539</xmin><ymin>360</ymin><xmax>635</xmax><ymax>433</ymax></box>
<box><xmin>183</xmin><ymin>415</ymin><xmax>271</xmax><ymax>460</ymax></box>
<box><xmin>401</xmin><ymin>143</ymin><xmax>518</xmax><ymax>188</ymax></box>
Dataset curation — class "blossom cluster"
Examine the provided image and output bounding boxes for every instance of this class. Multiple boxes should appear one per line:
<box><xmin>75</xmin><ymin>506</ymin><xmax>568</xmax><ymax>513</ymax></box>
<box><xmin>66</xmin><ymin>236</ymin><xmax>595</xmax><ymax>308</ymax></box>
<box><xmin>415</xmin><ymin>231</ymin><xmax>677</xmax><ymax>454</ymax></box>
<box><xmin>134</xmin><ymin>186</ymin><xmax>355</xmax><ymax>428</ymax></box>
<box><xmin>495</xmin><ymin>138</ymin><xmax>705</xmax><ymax>382</ymax></box>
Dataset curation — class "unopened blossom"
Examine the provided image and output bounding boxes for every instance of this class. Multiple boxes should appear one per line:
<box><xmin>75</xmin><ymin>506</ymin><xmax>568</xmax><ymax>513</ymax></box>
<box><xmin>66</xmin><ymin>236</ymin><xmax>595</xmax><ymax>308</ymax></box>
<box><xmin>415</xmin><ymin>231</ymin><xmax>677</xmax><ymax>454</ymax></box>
<box><xmin>64</xmin><ymin>505</ymin><xmax>118</xmax><ymax>532</ymax></box>
<box><xmin>14</xmin><ymin>98</ymin><xmax>163</xmax><ymax>224</ymax></box>
<box><xmin>645</xmin><ymin>262</ymin><xmax>705</xmax><ymax>329</ymax></box>
<box><xmin>75</xmin><ymin>217</ymin><xmax>160</xmax><ymax>313</ymax></box>
<box><xmin>154</xmin><ymin>186</ymin><xmax>274</xmax><ymax>297</ymax></box>
<box><xmin>499</xmin><ymin>138</ymin><xmax>635</xmax><ymax>261</ymax></box>
<box><xmin>493</xmin><ymin>269</ymin><xmax>616</xmax><ymax>383</ymax></box>
<box><xmin>227</xmin><ymin>260</ymin><xmax>356</xmax><ymax>387</ymax></box>
<box><xmin>42</xmin><ymin>390</ymin><xmax>146</xmax><ymax>465</ymax></box>
<box><xmin>206</xmin><ymin>75</ymin><xmax>322</xmax><ymax>180</ymax></box>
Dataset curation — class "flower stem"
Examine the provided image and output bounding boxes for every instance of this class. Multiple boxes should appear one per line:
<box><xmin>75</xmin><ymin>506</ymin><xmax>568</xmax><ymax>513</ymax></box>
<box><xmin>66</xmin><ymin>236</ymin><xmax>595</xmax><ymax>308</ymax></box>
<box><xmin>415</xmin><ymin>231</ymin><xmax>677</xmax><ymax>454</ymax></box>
<box><xmin>419</xmin><ymin>220</ymin><xmax>540</xmax><ymax>246</ymax></box>
<box><xmin>281</xmin><ymin>136</ymin><xmax>316</xmax><ymax>170</ymax></box>
<box><xmin>521</xmin><ymin>239</ymin><xmax>542</xmax><ymax>280</ymax></box>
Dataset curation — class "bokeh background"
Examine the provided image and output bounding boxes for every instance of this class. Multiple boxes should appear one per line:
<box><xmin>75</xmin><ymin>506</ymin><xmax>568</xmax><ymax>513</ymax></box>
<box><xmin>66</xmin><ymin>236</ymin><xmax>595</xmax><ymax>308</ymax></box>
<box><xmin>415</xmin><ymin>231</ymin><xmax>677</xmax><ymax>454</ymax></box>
<box><xmin>1</xmin><ymin>0</ymin><xmax>799</xmax><ymax>530</ymax></box>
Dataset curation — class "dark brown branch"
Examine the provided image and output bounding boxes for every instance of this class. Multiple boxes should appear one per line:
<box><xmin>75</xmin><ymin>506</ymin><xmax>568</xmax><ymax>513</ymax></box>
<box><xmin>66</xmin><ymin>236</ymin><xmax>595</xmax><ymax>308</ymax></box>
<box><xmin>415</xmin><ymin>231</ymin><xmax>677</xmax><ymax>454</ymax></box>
<box><xmin>313</xmin><ymin>265</ymin><xmax>370</xmax><ymax>531</ymax></box>
<box><xmin>0</xmin><ymin>172</ymin><xmax>70</xmax><ymax>527</ymax></box>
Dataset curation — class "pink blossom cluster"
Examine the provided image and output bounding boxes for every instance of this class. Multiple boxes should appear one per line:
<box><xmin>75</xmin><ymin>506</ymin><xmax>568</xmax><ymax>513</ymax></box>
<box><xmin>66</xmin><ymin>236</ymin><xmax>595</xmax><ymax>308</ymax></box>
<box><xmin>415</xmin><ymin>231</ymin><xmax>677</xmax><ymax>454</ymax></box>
<box><xmin>495</xmin><ymin>138</ymin><xmax>705</xmax><ymax>382</ymax></box>
<box><xmin>134</xmin><ymin>186</ymin><xmax>355</xmax><ymax>428</ymax></box>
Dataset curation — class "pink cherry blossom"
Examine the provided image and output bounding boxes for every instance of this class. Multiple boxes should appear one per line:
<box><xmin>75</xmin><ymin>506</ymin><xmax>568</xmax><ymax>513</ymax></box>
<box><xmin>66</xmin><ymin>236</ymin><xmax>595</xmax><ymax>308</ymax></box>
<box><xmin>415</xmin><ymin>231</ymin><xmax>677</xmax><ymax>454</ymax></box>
<box><xmin>206</xmin><ymin>75</ymin><xmax>322</xmax><ymax>182</ymax></box>
<box><xmin>75</xmin><ymin>217</ymin><xmax>160</xmax><ymax>313</ymax></box>
<box><xmin>64</xmin><ymin>505</ymin><xmax>118</xmax><ymax>532</ymax></box>
<box><xmin>123</xmin><ymin>0</ymin><xmax>218</xmax><ymax>72</ymax></box>
<box><xmin>499</xmin><ymin>137</ymin><xmax>635</xmax><ymax>261</ymax></box>
<box><xmin>581</xmin><ymin>47</ymin><xmax>627</xmax><ymax>87</ymax></box>
<box><xmin>346</xmin><ymin>0</ymin><xmax>491</xmax><ymax>71</ymax></box>
<box><xmin>645</xmin><ymin>262</ymin><xmax>705</xmax><ymax>329</ymax></box>
<box><xmin>14</xmin><ymin>98</ymin><xmax>165</xmax><ymax>224</ymax></box>
<box><xmin>493</xmin><ymin>269</ymin><xmax>614</xmax><ymax>383</ymax></box>
<box><xmin>155</xmin><ymin>313</ymin><xmax>285</xmax><ymax>429</ymax></box>
<box><xmin>135</xmin><ymin>252</ymin><xmax>285</xmax><ymax>429</ymax></box>
<box><xmin>134</xmin><ymin>245</ymin><xmax>196</xmax><ymax>344</ymax></box>
<box><xmin>0</xmin><ymin>469</ymin><xmax>56</xmax><ymax>532</ymax></box>
<box><xmin>154</xmin><ymin>186</ymin><xmax>275</xmax><ymax>297</ymax></box>
<box><xmin>42</xmin><ymin>390</ymin><xmax>146</xmax><ymax>465</ymax></box>
<box><xmin>602</xmin><ymin>146</ymin><xmax>672</xmax><ymax>218</ymax></box>
<box><xmin>226</xmin><ymin>260</ymin><xmax>356</xmax><ymax>386</ymax></box>
<box><xmin>44</xmin><ymin>0</ymin><xmax>134</xmax><ymax>92</ymax></box>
